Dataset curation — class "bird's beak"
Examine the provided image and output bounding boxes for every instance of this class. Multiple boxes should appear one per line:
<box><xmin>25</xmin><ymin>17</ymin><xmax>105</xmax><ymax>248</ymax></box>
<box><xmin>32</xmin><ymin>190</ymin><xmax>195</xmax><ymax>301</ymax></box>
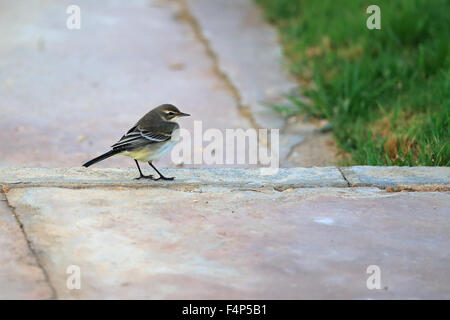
<box><xmin>178</xmin><ymin>112</ymin><xmax>190</xmax><ymax>117</ymax></box>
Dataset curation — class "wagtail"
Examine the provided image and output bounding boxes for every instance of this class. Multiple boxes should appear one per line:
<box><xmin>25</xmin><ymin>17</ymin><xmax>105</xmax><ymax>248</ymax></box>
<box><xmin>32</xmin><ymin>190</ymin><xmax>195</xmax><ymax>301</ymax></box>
<box><xmin>83</xmin><ymin>104</ymin><xmax>190</xmax><ymax>180</ymax></box>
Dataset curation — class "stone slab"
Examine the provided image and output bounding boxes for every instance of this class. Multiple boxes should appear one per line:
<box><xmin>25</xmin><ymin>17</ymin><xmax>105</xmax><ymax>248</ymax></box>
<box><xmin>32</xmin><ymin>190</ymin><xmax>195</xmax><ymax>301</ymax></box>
<box><xmin>6</xmin><ymin>187</ymin><xmax>450</xmax><ymax>299</ymax></box>
<box><xmin>0</xmin><ymin>0</ymin><xmax>250</xmax><ymax>168</ymax></box>
<box><xmin>185</xmin><ymin>0</ymin><xmax>296</xmax><ymax>130</ymax></box>
<box><xmin>184</xmin><ymin>0</ymin><xmax>337</xmax><ymax>167</ymax></box>
<box><xmin>0</xmin><ymin>193</ymin><xmax>53</xmax><ymax>299</ymax></box>
<box><xmin>0</xmin><ymin>167</ymin><xmax>347</xmax><ymax>189</ymax></box>
<box><xmin>341</xmin><ymin>166</ymin><xmax>450</xmax><ymax>190</ymax></box>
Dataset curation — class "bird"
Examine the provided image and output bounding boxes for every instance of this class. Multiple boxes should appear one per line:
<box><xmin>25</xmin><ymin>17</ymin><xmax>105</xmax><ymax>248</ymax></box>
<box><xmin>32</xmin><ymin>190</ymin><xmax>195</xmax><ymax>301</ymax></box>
<box><xmin>83</xmin><ymin>104</ymin><xmax>190</xmax><ymax>180</ymax></box>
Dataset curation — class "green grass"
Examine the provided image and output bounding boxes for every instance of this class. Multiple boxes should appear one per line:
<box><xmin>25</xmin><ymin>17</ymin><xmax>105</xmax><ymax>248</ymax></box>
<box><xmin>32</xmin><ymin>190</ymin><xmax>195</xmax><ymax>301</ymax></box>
<box><xmin>255</xmin><ymin>0</ymin><xmax>449</xmax><ymax>166</ymax></box>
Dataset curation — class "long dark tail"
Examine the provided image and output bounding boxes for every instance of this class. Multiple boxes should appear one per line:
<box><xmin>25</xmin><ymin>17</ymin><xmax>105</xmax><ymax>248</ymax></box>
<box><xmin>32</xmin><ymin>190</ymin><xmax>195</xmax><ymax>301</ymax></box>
<box><xmin>83</xmin><ymin>149</ymin><xmax>121</xmax><ymax>167</ymax></box>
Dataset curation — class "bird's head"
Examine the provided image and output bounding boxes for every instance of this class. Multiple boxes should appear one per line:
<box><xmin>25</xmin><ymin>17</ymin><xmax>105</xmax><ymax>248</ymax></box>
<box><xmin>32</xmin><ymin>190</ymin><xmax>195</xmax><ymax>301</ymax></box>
<box><xmin>156</xmin><ymin>104</ymin><xmax>190</xmax><ymax>122</ymax></box>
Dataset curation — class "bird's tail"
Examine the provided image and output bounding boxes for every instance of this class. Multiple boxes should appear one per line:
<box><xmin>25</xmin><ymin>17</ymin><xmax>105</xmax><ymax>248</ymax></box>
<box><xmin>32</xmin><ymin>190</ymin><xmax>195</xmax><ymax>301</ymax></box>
<box><xmin>83</xmin><ymin>149</ymin><xmax>121</xmax><ymax>167</ymax></box>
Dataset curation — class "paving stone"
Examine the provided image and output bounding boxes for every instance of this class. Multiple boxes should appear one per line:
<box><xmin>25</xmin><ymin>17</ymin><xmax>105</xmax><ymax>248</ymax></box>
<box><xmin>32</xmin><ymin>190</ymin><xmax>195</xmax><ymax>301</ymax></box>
<box><xmin>0</xmin><ymin>0</ymin><xmax>250</xmax><ymax>168</ymax></box>
<box><xmin>0</xmin><ymin>0</ymin><xmax>337</xmax><ymax>169</ymax></box>
<box><xmin>287</xmin><ymin>132</ymin><xmax>339</xmax><ymax>167</ymax></box>
<box><xmin>6</xmin><ymin>187</ymin><xmax>450</xmax><ymax>299</ymax></box>
<box><xmin>0</xmin><ymin>167</ymin><xmax>347</xmax><ymax>188</ymax></box>
<box><xmin>341</xmin><ymin>166</ymin><xmax>450</xmax><ymax>190</ymax></box>
<box><xmin>184</xmin><ymin>0</ymin><xmax>337</xmax><ymax>166</ymax></box>
<box><xmin>185</xmin><ymin>0</ymin><xmax>296</xmax><ymax>130</ymax></box>
<box><xmin>0</xmin><ymin>194</ymin><xmax>53</xmax><ymax>299</ymax></box>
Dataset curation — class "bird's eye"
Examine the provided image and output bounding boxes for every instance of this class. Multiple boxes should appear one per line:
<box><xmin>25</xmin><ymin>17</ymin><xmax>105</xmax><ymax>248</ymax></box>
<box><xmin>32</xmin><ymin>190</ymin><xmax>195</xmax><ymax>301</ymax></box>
<box><xmin>168</xmin><ymin>112</ymin><xmax>175</xmax><ymax>116</ymax></box>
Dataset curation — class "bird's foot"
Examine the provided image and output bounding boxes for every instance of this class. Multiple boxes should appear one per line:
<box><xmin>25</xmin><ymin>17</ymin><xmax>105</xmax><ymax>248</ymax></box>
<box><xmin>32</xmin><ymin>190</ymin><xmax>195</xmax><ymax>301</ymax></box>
<box><xmin>135</xmin><ymin>175</ymin><xmax>156</xmax><ymax>180</ymax></box>
<box><xmin>155</xmin><ymin>176</ymin><xmax>175</xmax><ymax>181</ymax></box>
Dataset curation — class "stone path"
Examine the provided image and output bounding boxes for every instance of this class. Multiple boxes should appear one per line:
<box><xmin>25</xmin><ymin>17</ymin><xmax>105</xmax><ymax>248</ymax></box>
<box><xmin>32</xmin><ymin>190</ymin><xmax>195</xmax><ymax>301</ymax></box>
<box><xmin>0</xmin><ymin>193</ymin><xmax>54</xmax><ymax>299</ymax></box>
<box><xmin>0</xmin><ymin>0</ymin><xmax>335</xmax><ymax>169</ymax></box>
<box><xmin>1</xmin><ymin>167</ymin><xmax>449</xmax><ymax>299</ymax></box>
<box><xmin>1</xmin><ymin>0</ymin><xmax>448</xmax><ymax>301</ymax></box>
<box><xmin>183</xmin><ymin>0</ymin><xmax>338</xmax><ymax>166</ymax></box>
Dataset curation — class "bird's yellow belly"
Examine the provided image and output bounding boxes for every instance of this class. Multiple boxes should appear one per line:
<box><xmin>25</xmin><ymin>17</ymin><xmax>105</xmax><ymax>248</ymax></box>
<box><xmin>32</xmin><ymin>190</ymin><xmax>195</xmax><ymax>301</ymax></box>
<box><xmin>120</xmin><ymin>141</ymin><xmax>176</xmax><ymax>162</ymax></box>
<box><xmin>121</xmin><ymin>148</ymin><xmax>153</xmax><ymax>161</ymax></box>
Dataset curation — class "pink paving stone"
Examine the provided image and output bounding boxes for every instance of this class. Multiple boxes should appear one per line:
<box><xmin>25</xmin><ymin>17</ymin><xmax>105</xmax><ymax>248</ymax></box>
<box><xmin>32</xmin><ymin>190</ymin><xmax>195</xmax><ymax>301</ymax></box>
<box><xmin>184</xmin><ymin>0</ymin><xmax>338</xmax><ymax>166</ymax></box>
<box><xmin>0</xmin><ymin>0</ymin><xmax>250</xmax><ymax>168</ymax></box>
<box><xmin>6</xmin><ymin>187</ymin><xmax>450</xmax><ymax>299</ymax></box>
<box><xmin>0</xmin><ymin>194</ymin><xmax>53</xmax><ymax>299</ymax></box>
<box><xmin>185</xmin><ymin>0</ymin><xmax>295</xmax><ymax>130</ymax></box>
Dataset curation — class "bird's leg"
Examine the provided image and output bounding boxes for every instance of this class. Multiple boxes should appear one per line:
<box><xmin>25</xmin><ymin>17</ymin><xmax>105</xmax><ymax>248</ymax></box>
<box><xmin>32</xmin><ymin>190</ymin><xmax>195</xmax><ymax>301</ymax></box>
<box><xmin>134</xmin><ymin>160</ymin><xmax>155</xmax><ymax>180</ymax></box>
<box><xmin>148</xmin><ymin>162</ymin><xmax>174</xmax><ymax>181</ymax></box>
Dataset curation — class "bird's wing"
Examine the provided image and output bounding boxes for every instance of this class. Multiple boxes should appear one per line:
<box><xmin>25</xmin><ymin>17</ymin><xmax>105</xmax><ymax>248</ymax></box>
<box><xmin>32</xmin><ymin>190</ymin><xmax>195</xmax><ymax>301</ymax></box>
<box><xmin>111</xmin><ymin>126</ymin><xmax>171</xmax><ymax>150</ymax></box>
